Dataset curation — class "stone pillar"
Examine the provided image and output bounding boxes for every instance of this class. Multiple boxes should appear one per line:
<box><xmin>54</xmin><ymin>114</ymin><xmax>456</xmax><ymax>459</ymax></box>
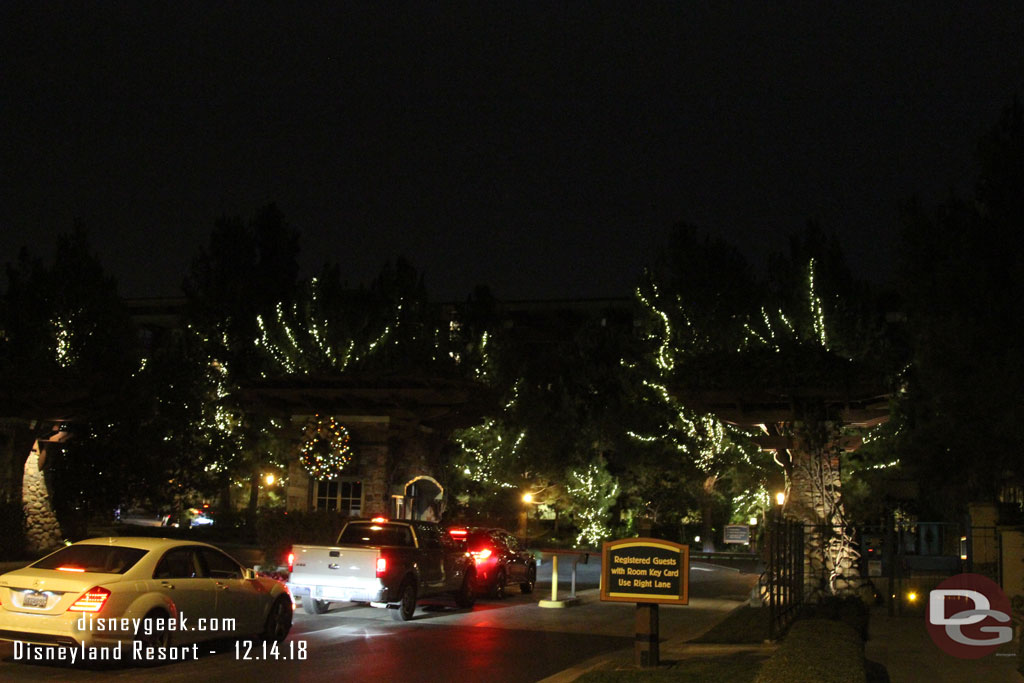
<box><xmin>360</xmin><ymin>443</ymin><xmax>389</xmax><ymax>517</ymax></box>
<box><xmin>22</xmin><ymin>441</ymin><xmax>62</xmax><ymax>553</ymax></box>
<box><xmin>286</xmin><ymin>457</ymin><xmax>310</xmax><ymax>511</ymax></box>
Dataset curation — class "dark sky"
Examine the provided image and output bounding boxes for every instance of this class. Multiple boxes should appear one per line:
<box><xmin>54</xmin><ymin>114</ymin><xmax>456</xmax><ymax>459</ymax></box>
<box><xmin>3</xmin><ymin>3</ymin><xmax>1023</xmax><ymax>301</ymax></box>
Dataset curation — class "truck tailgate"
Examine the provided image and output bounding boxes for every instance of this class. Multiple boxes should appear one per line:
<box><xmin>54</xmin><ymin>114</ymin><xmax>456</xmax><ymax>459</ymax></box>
<box><xmin>291</xmin><ymin>545</ymin><xmax>381</xmax><ymax>600</ymax></box>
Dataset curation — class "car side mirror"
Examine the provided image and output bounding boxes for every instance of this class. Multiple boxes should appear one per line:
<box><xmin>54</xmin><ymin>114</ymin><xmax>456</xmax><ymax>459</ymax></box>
<box><xmin>243</xmin><ymin>567</ymin><xmax>256</xmax><ymax>580</ymax></box>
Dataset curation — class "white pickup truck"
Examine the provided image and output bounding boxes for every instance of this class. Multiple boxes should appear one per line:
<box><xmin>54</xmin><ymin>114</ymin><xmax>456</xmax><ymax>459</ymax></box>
<box><xmin>286</xmin><ymin>518</ymin><xmax>477</xmax><ymax>621</ymax></box>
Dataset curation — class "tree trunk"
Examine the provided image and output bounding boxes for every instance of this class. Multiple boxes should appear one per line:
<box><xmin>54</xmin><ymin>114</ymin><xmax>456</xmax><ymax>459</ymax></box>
<box><xmin>247</xmin><ymin>471</ymin><xmax>260</xmax><ymax>527</ymax></box>
<box><xmin>699</xmin><ymin>475</ymin><xmax>718</xmax><ymax>552</ymax></box>
<box><xmin>787</xmin><ymin>418</ymin><xmax>861</xmax><ymax>599</ymax></box>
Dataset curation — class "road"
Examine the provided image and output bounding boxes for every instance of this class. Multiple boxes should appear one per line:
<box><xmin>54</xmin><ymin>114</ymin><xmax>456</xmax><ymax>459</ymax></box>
<box><xmin>0</xmin><ymin>560</ymin><xmax>757</xmax><ymax>682</ymax></box>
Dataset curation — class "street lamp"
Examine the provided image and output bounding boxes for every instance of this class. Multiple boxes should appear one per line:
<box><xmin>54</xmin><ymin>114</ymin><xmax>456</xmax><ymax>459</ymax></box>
<box><xmin>519</xmin><ymin>492</ymin><xmax>536</xmax><ymax>541</ymax></box>
<box><xmin>775</xmin><ymin>491</ymin><xmax>786</xmax><ymax>506</ymax></box>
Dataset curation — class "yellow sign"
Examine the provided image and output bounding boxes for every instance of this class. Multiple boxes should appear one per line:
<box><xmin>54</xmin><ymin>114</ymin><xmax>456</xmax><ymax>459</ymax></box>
<box><xmin>600</xmin><ymin>537</ymin><xmax>689</xmax><ymax>605</ymax></box>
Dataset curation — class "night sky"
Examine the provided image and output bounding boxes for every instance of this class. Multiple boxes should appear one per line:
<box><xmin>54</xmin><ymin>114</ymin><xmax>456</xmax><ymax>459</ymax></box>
<box><xmin>3</xmin><ymin>3</ymin><xmax>1023</xmax><ymax>301</ymax></box>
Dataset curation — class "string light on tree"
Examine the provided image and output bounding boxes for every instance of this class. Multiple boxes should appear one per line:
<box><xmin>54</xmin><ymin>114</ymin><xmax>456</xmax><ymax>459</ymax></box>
<box><xmin>300</xmin><ymin>415</ymin><xmax>353</xmax><ymax>479</ymax></box>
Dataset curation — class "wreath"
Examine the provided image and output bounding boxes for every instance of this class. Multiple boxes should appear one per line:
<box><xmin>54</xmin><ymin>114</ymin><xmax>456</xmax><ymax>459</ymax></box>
<box><xmin>299</xmin><ymin>415</ymin><xmax>352</xmax><ymax>479</ymax></box>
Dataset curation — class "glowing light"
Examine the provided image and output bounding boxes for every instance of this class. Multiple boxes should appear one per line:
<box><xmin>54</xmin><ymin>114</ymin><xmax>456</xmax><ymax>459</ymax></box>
<box><xmin>299</xmin><ymin>415</ymin><xmax>353</xmax><ymax>480</ymax></box>
<box><xmin>566</xmin><ymin>461</ymin><xmax>619</xmax><ymax>546</ymax></box>
<box><xmin>776</xmin><ymin>492</ymin><xmax>786</xmax><ymax>506</ymax></box>
<box><xmin>68</xmin><ymin>587</ymin><xmax>111</xmax><ymax>612</ymax></box>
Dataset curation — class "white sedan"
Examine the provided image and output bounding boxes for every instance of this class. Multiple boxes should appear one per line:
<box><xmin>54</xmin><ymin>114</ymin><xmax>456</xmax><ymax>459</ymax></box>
<box><xmin>0</xmin><ymin>537</ymin><xmax>292</xmax><ymax>660</ymax></box>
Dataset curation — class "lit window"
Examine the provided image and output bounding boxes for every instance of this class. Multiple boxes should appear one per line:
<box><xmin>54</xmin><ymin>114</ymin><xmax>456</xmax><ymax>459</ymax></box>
<box><xmin>315</xmin><ymin>479</ymin><xmax>362</xmax><ymax>516</ymax></box>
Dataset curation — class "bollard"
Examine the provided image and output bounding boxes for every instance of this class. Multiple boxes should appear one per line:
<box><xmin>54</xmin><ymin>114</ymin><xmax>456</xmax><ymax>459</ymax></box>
<box><xmin>550</xmin><ymin>554</ymin><xmax>559</xmax><ymax>602</ymax></box>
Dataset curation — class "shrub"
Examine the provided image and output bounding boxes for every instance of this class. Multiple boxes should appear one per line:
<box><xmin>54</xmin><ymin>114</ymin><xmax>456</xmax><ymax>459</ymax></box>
<box><xmin>799</xmin><ymin>594</ymin><xmax>870</xmax><ymax>640</ymax></box>
<box><xmin>255</xmin><ymin>509</ymin><xmax>349</xmax><ymax>567</ymax></box>
<box><xmin>756</xmin><ymin>619</ymin><xmax>867</xmax><ymax>683</ymax></box>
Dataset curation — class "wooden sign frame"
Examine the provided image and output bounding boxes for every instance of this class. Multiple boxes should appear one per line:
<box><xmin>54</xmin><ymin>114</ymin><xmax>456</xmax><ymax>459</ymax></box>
<box><xmin>600</xmin><ymin>537</ymin><xmax>689</xmax><ymax>605</ymax></box>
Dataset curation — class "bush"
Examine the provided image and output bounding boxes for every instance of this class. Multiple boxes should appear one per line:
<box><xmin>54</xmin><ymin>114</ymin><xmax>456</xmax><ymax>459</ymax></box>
<box><xmin>255</xmin><ymin>509</ymin><xmax>349</xmax><ymax>567</ymax></box>
<box><xmin>798</xmin><ymin>594</ymin><xmax>870</xmax><ymax>640</ymax></box>
<box><xmin>755</xmin><ymin>619</ymin><xmax>867</xmax><ymax>683</ymax></box>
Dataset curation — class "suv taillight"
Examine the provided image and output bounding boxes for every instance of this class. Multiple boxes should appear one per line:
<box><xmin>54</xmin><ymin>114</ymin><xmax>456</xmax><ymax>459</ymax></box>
<box><xmin>471</xmin><ymin>548</ymin><xmax>493</xmax><ymax>562</ymax></box>
<box><xmin>375</xmin><ymin>557</ymin><xmax>387</xmax><ymax>577</ymax></box>
<box><xmin>287</xmin><ymin>551</ymin><xmax>295</xmax><ymax>572</ymax></box>
<box><xmin>68</xmin><ymin>587</ymin><xmax>111</xmax><ymax>613</ymax></box>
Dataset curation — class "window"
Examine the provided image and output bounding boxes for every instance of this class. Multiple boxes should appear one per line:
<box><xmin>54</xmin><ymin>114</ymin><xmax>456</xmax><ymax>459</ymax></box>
<box><xmin>314</xmin><ymin>479</ymin><xmax>362</xmax><ymax>514</ymax></box>
<box><xmin>199</xmin><ymin>548</ymin><xmax>243</xmax><ymax>579</ymax></box>
<box><xmin>338</xmin><ymin>522</ymin><xmax>414</xmax><ymax>547</ymax></box>
<box><xmin>154</xmin><ymin>548</ymin><xmax>202</xmax><ymax>579</ymax></box>
<box><xmin>414</xmin><ymin>523</ymin><xmax>442</xmax><ymax>549</ymax></box>
<box><xmin>35</xmin><ymin>545</ymin><xmax>147</xmax><ymax>575</ymax></box>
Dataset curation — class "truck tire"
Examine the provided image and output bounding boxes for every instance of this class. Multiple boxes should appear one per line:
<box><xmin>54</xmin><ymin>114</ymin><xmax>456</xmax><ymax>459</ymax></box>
<box><xmin>455</xmin><ymin>570</ymin><xmax>476</xmax><ymax>608</ymax></box>
<box><xmin>520</xmin><ymin>566</ymin><xmax>536</xmax><ymax>594</ymax></box>
<box><xmin>391</xmin><ymin>580</ymin><xmax>417</xmax><ymax>621</ymax></box>
<box><xmin>302</xmin><ymin>596</ymin><xmax>330</xmax><ymax>615</ymax></box>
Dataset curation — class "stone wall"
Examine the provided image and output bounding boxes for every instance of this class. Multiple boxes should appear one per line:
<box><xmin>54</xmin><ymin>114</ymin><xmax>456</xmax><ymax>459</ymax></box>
<box><xmin>284</xmin><ymin>411</ymin><xmax>436</xmax><ymax>518</ymax></box>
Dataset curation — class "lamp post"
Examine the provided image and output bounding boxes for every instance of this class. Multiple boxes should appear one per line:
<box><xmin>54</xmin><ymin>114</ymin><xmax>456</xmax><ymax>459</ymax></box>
<box><xmin>519</xmin><ymin>492</ymin><xmax>534</xmax><ymax>542</ymax></box>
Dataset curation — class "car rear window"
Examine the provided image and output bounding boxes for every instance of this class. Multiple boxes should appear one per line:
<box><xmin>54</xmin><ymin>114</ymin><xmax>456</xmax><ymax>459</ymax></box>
<box><xmin>338</xmin><ymin>522</ymin><xmax>414</xmax><ymax>547</ymax></box>
<box><xmin>33</xmin><ymin>545</ymin><xmax>147</xmax><ymax>574</ymax></box>
<box><xmin>466</xmin><ymin>531</ymin><xmax>497</xmax><ymax>548</ymax></box>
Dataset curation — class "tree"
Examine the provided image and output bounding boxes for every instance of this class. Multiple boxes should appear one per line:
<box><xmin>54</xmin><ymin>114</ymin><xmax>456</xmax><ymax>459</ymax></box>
<box><xmin>897</xmin><ymin>100</ymin><xmax>1024</xmax><ymax>513</ymax></box>
<box><xmin>633</xmin><ymin>222</ymin><xmax>892</xmax><ymax>594</ymax></box>
<box><xmin>254</xmin><ymin>258</ymin><xmax>465</xmax><ymax>378</ymax></box>
<box><xmin>451</xmin><ymin>303</ymin><xmax>635</xmax><ymax>545</ymax></box>
<box><xmin>180</xmin><ymin>204</ymin><xmax>302</xmax><ymax>524</ymax></box>
<box><xmin>629</xmin><ymin>224</ymin><xmax>769</xmax><ymax>550</ymax></box>
<box><xmin>0</xmin><ymin>225</ymin><xmax>139</xmax><ymax>548</ymax></box>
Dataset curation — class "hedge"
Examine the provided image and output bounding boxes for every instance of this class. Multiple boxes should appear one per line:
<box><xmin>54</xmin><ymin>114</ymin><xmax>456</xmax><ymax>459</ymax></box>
<box><xmin>755</xmin><ymin>619</ymin><xmax>867</xmax><ymax>683</ymax></box>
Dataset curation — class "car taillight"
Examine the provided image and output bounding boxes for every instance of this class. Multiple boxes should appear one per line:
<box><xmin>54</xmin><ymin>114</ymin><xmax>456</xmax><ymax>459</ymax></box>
<box><xmin>449</xmin><ymin>528</ymin><xmax>468</xmax><ymax>539</ymax></box>
<box><xmin>57</xmin><ymin>566</ymin><xmax>86</xmax><ymax>572</ymax></box>
<box><xmin>375</xmin><ymin>557</ymin><xmax>387</xmax><ymax>577</ymax></box>
<box><xmin>471</xmin><ymin>548</ymin><xmax>493</xmax><ymax>562</ymax></box>
<box><xmin>68</xmin><ymin>587</ymin><xmax>111</xmax><ymax>613</ymax></box>
<box><xmin>287</xmin><ymin>552</ymin><xmax>295</xmax><ymax>572</ymax></box>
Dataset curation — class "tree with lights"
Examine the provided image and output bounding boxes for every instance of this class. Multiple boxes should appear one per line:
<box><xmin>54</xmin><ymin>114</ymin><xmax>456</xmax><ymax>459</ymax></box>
<box><xmin>181</xmin><ymin>204</ymin><xmax>302</xmax><ymax>525</ymax></box>
<box><xmin>629</xmin><ymin>224</ymin><xmax>770</xmax><ymax>551</ymax></box>
<box><xmin>0</xmin><ymin>225</ymin><xmax>139</xmax><ymax>550</ymax></box>
<box><xmin>451</xmin><ymin>305</ymin><xmax>635</xmax><ymax>546</ymax></box>
<box><xmin>633</xmin><ymin>222</ymin><xmax>892</xmax><ymax>595</ymax></box>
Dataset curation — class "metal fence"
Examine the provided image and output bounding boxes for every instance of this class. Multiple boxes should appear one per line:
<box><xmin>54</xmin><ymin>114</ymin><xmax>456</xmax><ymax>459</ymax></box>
<box><xmin>762</xmin><ymin>517</ymin><xmax>985</xmax><ymax>632</ymax></box>
<box><xmin>764</xmin><ymin>517</ymin><xmax>805</xmax><ymax>640</ymax></box>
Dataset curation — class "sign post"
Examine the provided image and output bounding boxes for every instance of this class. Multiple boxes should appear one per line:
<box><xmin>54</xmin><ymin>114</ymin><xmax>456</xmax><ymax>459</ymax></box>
<box><xmin>601</xmin><ymin>537</ymin><xmax>689</xmax><ymax>668</ymax></box>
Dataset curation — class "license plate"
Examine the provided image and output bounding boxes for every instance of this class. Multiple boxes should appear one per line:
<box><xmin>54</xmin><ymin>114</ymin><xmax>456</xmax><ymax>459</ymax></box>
<box><xmin>23</xmin><ymin>592</ymin><xmax>47</xmax><ymax>608</ymax></box>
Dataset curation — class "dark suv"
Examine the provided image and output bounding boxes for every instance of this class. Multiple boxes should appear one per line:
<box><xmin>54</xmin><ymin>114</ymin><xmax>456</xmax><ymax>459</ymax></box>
<box><xmin>449</xmin><ymin>527</ymin><xmax>536</xmax><ymax>598</ymax></box>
